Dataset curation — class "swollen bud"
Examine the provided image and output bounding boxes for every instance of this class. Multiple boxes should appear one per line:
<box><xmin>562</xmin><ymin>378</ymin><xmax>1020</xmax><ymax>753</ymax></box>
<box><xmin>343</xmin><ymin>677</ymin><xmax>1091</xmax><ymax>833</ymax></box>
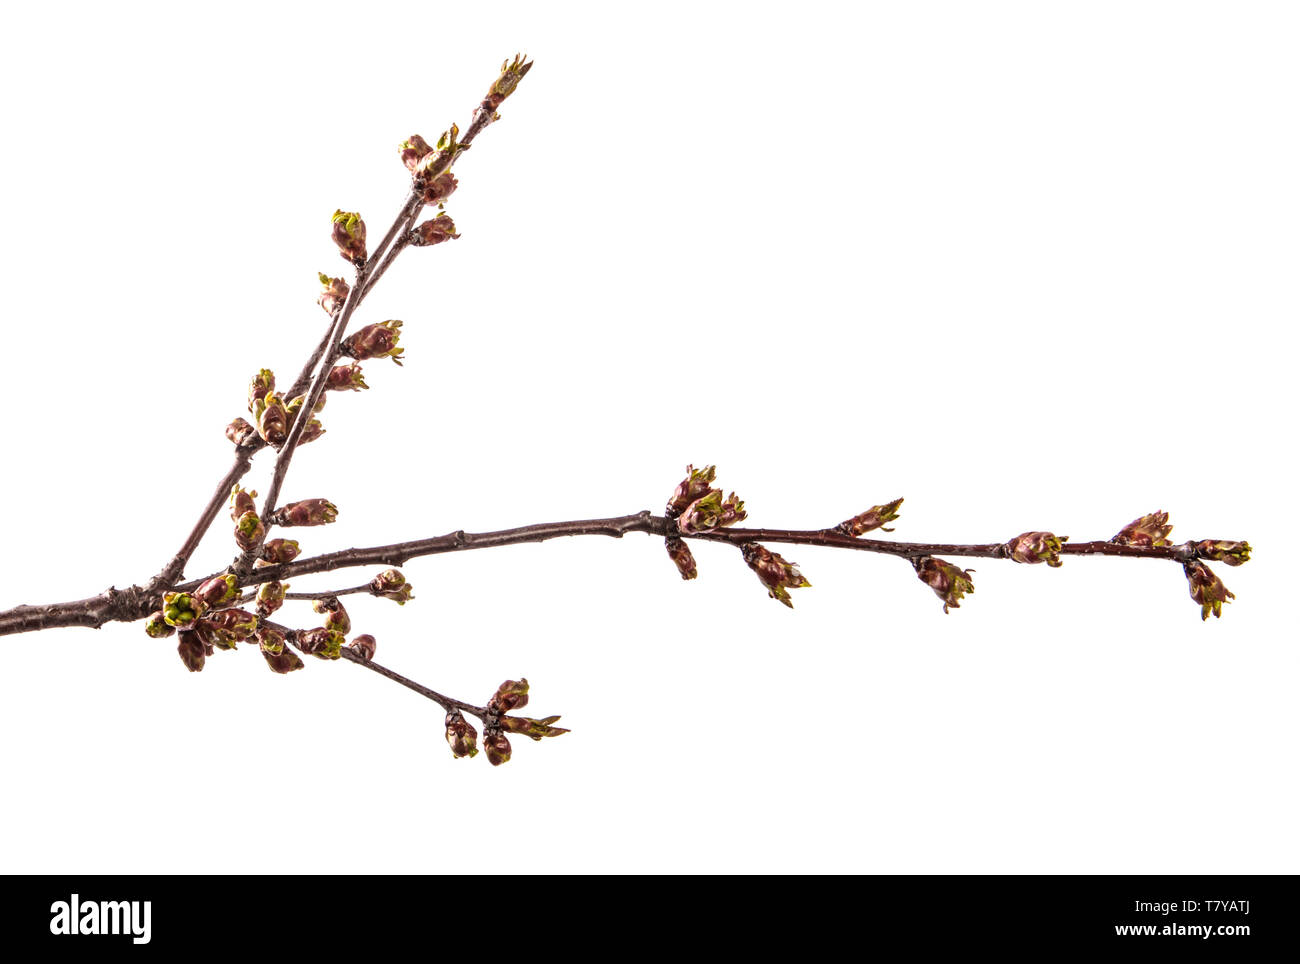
<box><xmin>1112</xmin><ymin>511</ymin><xmax>1173</xmax><ymax>548</ymax></box>
<box><xmin>399</xmin><ymin>134</ymin><xmax>434</xmax><ymax>172</ymax></box>
<box><xmin>176</xmin><ymin>631</ymin><xmax>206</xmax><ymax>672</ymax></box>
<box><xmin>260</xmin><ymin>538</ymin><xmax>301</xmax><ymax>565</ymax></box>
<box><xmin>665</xmin><ymin>536</ymin><xmax>698</xmax><ymax>580</ymax></box>
<box><xmin>297</xmin><ymin>628</ymin><xmax>345</xmax><ymax>660</ymax></box>
<box><xmin>272</xmin><ymin>499</ymin><xmax>338</xmax><ymax>527</ymax></box>
<box><xmin>489</xmin><ymin>678</ymin><xmax>530</xmax><ymax>714</ymax></box>
<box><xmin>347</xmin><ymin>634</ymin><xmax>376</xmax><ymax>661</ymax></box>
<box><xmin>317</xmin><ymin>273</ymin><xmax>350</xmax><ymax>314</ymax></box>
<box><xmin>484</xmin><ymin>730</ymin><xmax>512</xmax><ymax>767</ymax></box>
<box><xmin>913</xmin><ymin>556</ymin><xmax>975</xmax><ymax>614</ymax></box>
<box><xmin>370</xmin><ymin>569</ymin><xmax>413</xmax><ymax>604</ymax></box>
<box><xmin>341</xmin><ymin>321</ymin><xmax>403</xmax><ymax>366</ymax></box>
<box><xmin>230</xmin><ymin>484</ymin><xmax>258</xmax><ymax>523</ymax></box>
<box><xmin>410</xmin><ymin>213</ymin><xmax>460</xmax><ymax>246</ymax></box>
<box><xmin>144</xmin><ymin>612</ymin><xmax>175</xmax><ymax>639</ymax></box>
<box><xmin>162</xmin><ymin>592</ymin><xmax>207</xmax><ymax>630</ymax></box>
<box><xmin>225</xmin><ymin>417</ymin><xmax>257</xmax><ymax>447</ymax></box>
<box><xmin>417</xmin><ymin>172</ymin><xmax>458</xmax><ymax>207</ymax></box>
<box><xmin>445</xmin><ymin>710</ymin><xmax>479</xmax><ymax>759</ymax></box>
<box><xmin>201</xmin><ymin>608</ymin><xmax>259</xmax><ymax>648</ymax></box>
<box><xmin>1184</xmin><ymin>562</ymin><xmax>1235</xmax><ymax>620</ymax></box>
<box><xmin>256</xmin><ymin>393</ymin><xmax>288</xmax><ymax>447</ymax></box>
<box><xmin>195</xmin><ymin>573</ymin><xmax>240</xmax><ymax>607</ymax></box>
<box><xmin>741</xmin><ymin>543</ymin><xmax>811</xmax><ymax>609</ymax></box>
<box><xmin>312</xmin><ymin>597</ymin><xmax>351</xmax><ymax>635</ymax></box>
<box><xmin>256</xmin><ymin>580</ymin><xmax>287</xmax><ymax>617</ymax></box>
<box><xmin>258</xmin><ymin>629</ymin><xmax>304</xmax><ymax>674</ymax></box>
<box><xmin>331</xmin><ymin>209</ymin><xmax>367</xmax><ymax>264</ymax></box>
<box><xmin>325</xmin><ymin>363</ymin><xmax>368</xmax><ymax>392</ymax></box>
<box><xmin>247</xmin><ymin>369</ymin><xmax>275</xmax><ymax>414</ymax></box>
<box><xmin>677</xmin><ymin>489</ymin><xmax>746</xmax><ymax>535</ymax></box>
<box><xmin>1005</xmin><ymin>531</ymin><xmax>1068</xmax><ymax>568</ymax></box>
<box><xmin>485</xmin><ymin>54</ymin><xmax>533</xmax><ymax>110</ymax></box>
<box><xmin>666</xmin><ymin>464</ymin><xmax>717</xmax><ymax>518</ymax></box>
<box><xmin>234</xmin><ymin>510</ymin><xmax>266</xmax><ymax>551</ymax></box>
<box><xmin>839</xmin><ymin>498</ymin><xmax>904</xmax><ymax>536</ymax></box>
<box><xmin>1195</xmin><ymin>540</ymin><xmax>1252</xmax><ymax>567</ymax></box>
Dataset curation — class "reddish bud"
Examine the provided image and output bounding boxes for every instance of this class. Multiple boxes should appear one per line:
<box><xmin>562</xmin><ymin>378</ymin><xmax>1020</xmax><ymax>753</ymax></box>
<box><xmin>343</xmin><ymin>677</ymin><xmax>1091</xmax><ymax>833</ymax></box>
<box><xmin>485</xmin><ymin>54</ymin><xmax>533</xmax><ymax>109</ymax></box>
<box><xmin>247</xmin><ymin>369</ymin><xmax>275</xmax><ymax>414</ymax></box>
<box><xmin>341</xmin><ymin>321</ymin><xmax>403</xmax><ymax>366</ymax></box>
<box><xmin>347</xmin><ymin>634</ymin><xmax>377</xmax><ymax>661</ymax></box>
<box><xmin>256</xmin><ymin>580</ymin><xmax>287</xmax><ymax>617</ymax></box>
<box><xmin>741</xmin><ymin>543</ymin><xmax>812</xmax><ymax>608</ymax></box>
<box><xmin>678</xmin><ymin>489</ymin><xmax>747</xmax><ymax>535</ymax></box>
<box><xmin>1113</xmin><ymin>511</ymin><xmax>1174</xmax><ymax>548</ymax></box>
<box><xmin>202</xmin><ymin>608</ymin><xmax>259</xmax><ymax>647</ymax></box>
<box><xmin>399</xmin><ymin>134</ymin><xmax>434</xmax><ymax>171</ymax></box>
<box><xmin>176</xmin><ymin>631</ymin><xmax>206</xmax><ymax>672</ymax></box>
<box><xmin>297</xmin><ymin>627</ymin><xmax>345</xmax><ymax>660</ymax></box>
<box><xmin>489</xmin><ymin>678</ymin><xmax>530</xmax><ymax>714</ymax></box>
<box><xmin>370</xmin><ymin>569</ymin><xmax>413</xmax><ymax>604</ymax></box>
<box><xmin>484</xmin><ymin>730</ymin><xmax>512</xmax><ymax>767</ymax></box>
<box><xmin>296</xmin><ymin>418</ymin><xmax>325</xmax><ymax>446</ymax></box>
<box><xmin>445</xmin><ymin>710</ymin><xmax>479</xmax><ymax>759</ymax></box>
<box><xmin>317</xmin><ymin>272</ymin><xmax>350</xmax><ymax>314</ymax></box>
<box><xmin>664</xmin><ymin>536</ymin><xmax>698</xmax><ymax>580</ymax></box>
<box><xmin>259</xmin><ymin>629</ymin><xmax>304</xmax><ymax>674</ymax></box>
<box><xmin>1005</xmin><ymin>531</ymin><xmax>1068</xmax><ymax>568</ymax></box>
<box><xmin>1184</xmin><ymin>562</ymin><xmax>1235</xmax><ymax>620</ymax></box>
<box><xmin>256</xmin><ymin>393</ymin><xmax>289</xmax><ymax>447</ymax></box>
<box><xmin>325</xmin><ymin>363</ymin><xmax>368</xmax><ymax>392</ymax></box>
<box><xmin>225</xmin><ymin>417</ymin><xmax>257</xmax><ymax>447</ymax></box>
<box><xmin>162</xmin><ymin>591</ymin><xmax>207</xmax><ymax>630</ymax></box>
<box><xmin>410</xmin><ymin>213</ymin><xmax>460</xmax><ymax>245</ymax></box>
<box><xmin>331</xmin><ymin>209</ymin><xmax>367</xmax><ymax>263</ymax></box>
<box><xmin>1195</xmin><ymin>540</ymin><xmax>1251</xmax><ymax>567</ymax></box>
<box><xmin>260</xmin><ymin>538</ymin><xmax>301</xmax><ymax>565</ymax></box>
<box><xmin>312</xmin><ymin>597</ymin><xmax>351</xmax><ymax>635</ymax></box>
<box><xmin>234</xmin><ymin>510</ymin><xmax>266</xmax><ymax>551</ymax></box>
<box><xmin>839</xmin><ymin>498</ymin><xmax>904</xmax><ymax>536</ymax></box>
<box><xmin>500</xmin><ymin>714</ymin><xmax>570</xmax><ymax>741</ymax></box>
<box><xmin>272</xmin><ymin>499</ymin><xmax>338</xmax><ymax>527</ymax></box>
<box><xmin>195</xmin><ymin>573</ymin><xmax>240</xmax><ymax>607</ymax></box>
<box><xmin>230</xmin><ymin>484</ymin><xmax>258</xmax><ymax>523</ymax></box>
<box><xmin>257</xmin><ymin>628</ymin><xmax>287</xmax><ymax>655</ymax></box>
<box><xmin>144</xmin><ymin>611</ymin><xmax>174</xmax><ymax>639</ymax></box>
<box><xmin>417</xmin><ymin>172</ymin><xmax>459</xmax><ymax>207</ymax></box>
<box><xmin>666</xmin><ymin>464</ymin><xmax>717</xmax><ymax>517</ymax></box>
<box><xmin>913</xmin><ymin>556</ymin><xmax>975</xmax><ymax>614</ymax></box>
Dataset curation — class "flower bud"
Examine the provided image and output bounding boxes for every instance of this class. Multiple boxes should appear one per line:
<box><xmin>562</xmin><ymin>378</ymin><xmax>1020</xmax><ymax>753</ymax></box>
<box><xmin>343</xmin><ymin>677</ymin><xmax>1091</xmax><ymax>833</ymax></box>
<box><xmin>312</xmin><ymin>597</ymin><xmax>351</xmax><ymax>635</ymax></box>
<box><xmin>230</xmin><ymin>484</ymin><xmax>258</xmax><ymax>523</ymax></box>
<box><xmin>325</xmin><ymin>363</ymin><xmax>368</xmax><ymax>392</ymax></box>
<box><xmin>913</xmin><ymin>556</ymin><xmax>975</xmax><ymax>613</ymax></box>
<box><xmin>347</xmin><ymin>634</ymin><xmax>376</xmax><ymax>661</ymax></box>
<box><xmin>272</xmin><ymin>499</ymin><xmax>338</xmax><ymax>527</ymax></box>
<box><xmin>741</xmin><ymin>543</ymin><xmax>812</xmax><ymax>609</ymax></box>
<box><xmin>489</xmin><ymin>678</ymin><xmax>530</xmax><ymax>714</ymax></box>
<box><xmin>204</xmin><ymin>608</ymin><xmax>259</xmax><ymax>646</ymax></box>
<box><xmin>664</xmin><ymin>536</ymin><xmax>697</xmax><ymax>580</ymax></box>
<box><xmin>1112</xmin><ymin>511</ymin><xmax>1173</xmax><ymax>548</ymax></box>
<box><xmin>417</xmin><ymin>172</ymin><xmax>459</xmax><ymax>207</ymax></box>
<box><xmin>839</xmin><ymin>498</ymin><xmax>904</xmax><ymax>537</ymax></box>
<box><xmin>370</xmin><ymin>569</ymin><xmax>413</xmax><ymax>604</ymax></box>
<box><xmin>225</xmin><ymin>417</ymin><xmax>257</xmax><ymax>447</ymax></box>
<box><xmin>484</xmin><ymin>730</ymin><xmax>512</xmax><ymax>767</ymax></box>
<box><xmin>256</xmin><ymin>393</ymin><xmax>289</xmax><ymax>447</ymax></box>
<box><xmin>297</xmin><ymin>418</ymin><xmax>325</xmax><ymax>446</ymax></box>
<box><xmin>445</xmin><ymin>710</ymin><xmax>479</xmax><ymax>759</ymax></box>
<box><xmin>144</xmin><ymin>611</ymin><xmax>175</xmax><ymax>639</ymax></box>
<box><xmin>331</xmin><ymin>209</ymin><xmax>367</xmax><ymax>263</ymax></box>
<box><xmin>260</xmin><ymin>538</ymin><xmax>301</xmax><ymax>565</ymax></box>
<box><xmin>195</xmin><ymin>573</ymin><xmax>240</xmax><ymax>607</ymax></box>
<box><xmin>500</xmin><ymin>714</ymin><xmax>569</xmax><ymax>741</ymax></box>
<box><xmin>257</xmin><ymin>628</ymin><xmax>287</xmax><ymax>655</ymax></box>
<box><xmin>258</xmin><ymin>630</ymin><xmax>304</xmax><ymax>674</ymax></box>
<box><xmin>677</xmin><ymin>489</ymin><xmax>747</xmax><ymax>535</ymax></box>
<box><xmin>1005</xmin><ymin>531</ymin><xmax>1068</xmax><ymax>568</ymax></box>
<box><xmin>162</xmin><ymin>591</ymin><xmax>207</xmax><ymax>630</ymax></box>
<box><xmin>317</xmin><ymin>273</ymin><xmax>350</xmax><ymax>314</ymax></box>
<box><xmin>247</xmin><ymin>369</ymin><xmax>275</xmax><ymax>414</ymax></box>
<box><xmin>256</xmin><ymin>580</ymin><xmax>287</xmax><ymax>617</ymax></box>
<box><xmin>1195</xmin><ymin>540</ymin><xmax>1252</xmax><ymax>567</ymax></box>
<box><xmin>666</xmin><ymin>464</ymin><xmax>717</xmax><ymax>518</ymax></box>
<box><xmin>410</xmin><ymin>213</ymin><xmax>460</xmax><ymax>245</ymax></box>
<box><xmin>399</xmin><ymin>134</ymin><xmax>434</xmax><ymax>172</ymax></box>
<box><xmin>1184</xmin><ymin>562</ymin><xmax>1235</xmax><ymax>620</ymax></box>
<box><xmin>177</xmin><ymin>630</ymin><xmax>206</xmax><ymax>672</ymax></box>
<box><xmin>341</xmin><ymin>320</ymin><xmax>403</xmax><ymax>366</ymax></box>
<box><xmin>234</xmin><ymin>510</ymin><xmax>266</xmax><ymax>551</ymax></box>
<box><xmin>297</xmin><ymin>627</ymin><xmax>345</xmax><ymax>660</ymax></box>
<box><xmin>485</xmin><ymin>54</ymin><xmax>533</xmax><ymax>109</ymax></box>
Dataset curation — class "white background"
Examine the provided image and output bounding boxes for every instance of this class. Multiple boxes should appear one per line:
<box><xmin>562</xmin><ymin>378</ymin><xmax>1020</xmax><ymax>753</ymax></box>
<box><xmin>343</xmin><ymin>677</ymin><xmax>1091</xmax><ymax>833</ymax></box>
<box><xmin>0</xmin><ymin>1</ymin><xmax>1294</xmax><ymax>873</ymax></box>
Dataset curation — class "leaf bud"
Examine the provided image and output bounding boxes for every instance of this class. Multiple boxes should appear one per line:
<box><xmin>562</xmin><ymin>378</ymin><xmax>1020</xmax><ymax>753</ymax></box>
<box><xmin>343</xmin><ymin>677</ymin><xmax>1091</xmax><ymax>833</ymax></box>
<box><xmin>1005</xmin><ymin>531</ymin><xmax>1068</xmax><ymax>567</ymax></box>
<box><xmin>1184</xmin><ymin>562</ymin><xmax>1235</xmax><ymax>620</ymax></box>
<box><xmin>741</xmin><ymin>543</ymin><xmax>811</xmax><ymax>608</ymax></box>
<box><xmin>325</xmin><ymin>363</ymin><xmax>368</xmax><ymax>392</ymax></box>
<box><xmin>500</xmin><ymin>714</ymin><xmax>570</xmax><ymax>741</ymax></box>
<box><xmin>913</xmin><ymin>556</ymin><xmax>975</xmax><ymax>614</ymax></box>
<box><xmin>1194</xmin><ymin>540</ymin><xmax>1251</xmax><ymax>567</ymax></box>
<box><xmin>838</xmin><ymin>498</ymin><xmax>904</xmax><ymax>536</ymax></box>
<box><xmin>1112</xmin><ymin>511</ymin><xmax>1173</xmax><ymax>548</ymax></box>
<box><xmin>341</xmin><ymin>320</ymin><xmax>403</xmax><ymax>366</ymax></box>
